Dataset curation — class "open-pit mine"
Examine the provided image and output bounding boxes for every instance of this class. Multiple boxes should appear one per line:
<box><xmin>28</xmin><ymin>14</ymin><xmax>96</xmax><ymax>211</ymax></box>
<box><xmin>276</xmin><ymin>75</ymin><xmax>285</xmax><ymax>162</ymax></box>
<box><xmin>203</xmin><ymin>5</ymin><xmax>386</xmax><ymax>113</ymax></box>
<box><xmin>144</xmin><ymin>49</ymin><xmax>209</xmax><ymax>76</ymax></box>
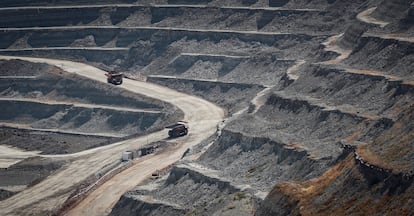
<box><xmin>0</xmin><ymin>0</ymin><xmax>413</xmax><ymax>215</ymax></box>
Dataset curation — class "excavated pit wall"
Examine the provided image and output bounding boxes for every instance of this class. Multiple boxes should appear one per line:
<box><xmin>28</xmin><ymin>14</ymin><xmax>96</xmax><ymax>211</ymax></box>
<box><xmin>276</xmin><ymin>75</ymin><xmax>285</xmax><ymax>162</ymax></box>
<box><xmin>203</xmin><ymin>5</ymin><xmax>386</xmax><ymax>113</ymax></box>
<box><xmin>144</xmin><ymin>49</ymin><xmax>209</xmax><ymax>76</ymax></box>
<box><xmin>283</xmin><ymin>65</ymin><xmax>414</xmax><ymax>117</ymax></box>
<box><xmin>0</xmin><ymin>27</ymin><xmax>329</xmax><ymax>78</ymax></box>
<box><xmin>1</xmin><ymin>0</ymin><xmax>412</xmax><ymax>215</ymax></box>
<box><xmin>371</xmin><ymin>0</ymin><xmax>414</xmax><ymax>22</ymax></box>
<box><xmin>338</xmin><ymin>20</ymin><xmax>370</xmax><ymax>49</ymax></box>
<box><xmin>0</xmin><ymin>27</ymin><xmax>321</xmax><ymax>49</ymax></box>
<box><xmin>0</xmin><ymin>126</ymin><xmax>112</xmax><ymax>154</ymax></box>
<box><xmin>225</xmin><ymin>92</ymin><xmax>391</xmax><ymax>159</ymax></box>
<box><xmin>0</xmin><ymin>157</ymin><xmax>64</xmax><ymax>186</ymax></box>
<box><xmin>255</xmin><ymin>149</ymin><xmax>414</xmax><ymax>215</ymax></box>
<box><xmin>262</xmin><ymin>0</ymin><xmax>377</xmax><ymax>34</ymax></box>
<box><xmin>0</xmin><ymin>6</ymin><xmax>331</xmax><ymax>34</ymax></box>
<box><xmin>0</xmin><ymin>157</ymin><xmax>64</xmax><ymax>201</ymax></box>
<box><xmin>112</xmin><ymin>164</ymin><xmax>258</xmax><ymax>216</ymax></box>
<box><xmin>154</xmin><ymin>54</ymin><xmax>248</xmax><ymax>77</ymax></box>
<box><xmin>343</xmin><ymin>36</ymin><xmax>414</xmax><ymax>80</ymax></box>
<box><xmin>199</xmin><ymin>129</ymin><xmax>330</xmax><ymax>192</ymax></box>
<box><xmin>147</xmin><ymin>76</ymin><xmax>264</xmax><ymax>114</ymax></box>
<box><xmin>0</xmin><ymin>61</ymin><xmax>184</xmax><ymax>154</ymax></box>
<box><xmin>402</xmin><ymin>5</ymin><xmax>414</xmax><ymax>34</ymax></box>
<box><xmin>0</xmin><ymin>49</ymin><xmax>128</xmax><ymax>66</ymax></box>
<box><xmin>0</xmin><ymin>100</ymin><xmax>166</xmax><ymax>134</ymax></box>
<box><xmin>0</xmin><ymin>0</ymin><xmax>137</xmax><ymax>7</ymax></box>
<box><xmin>110</xmin><ymin>195</ymin><xmax>186</xmax><ymax>216</ymax></box>
<box><xmin>124</xmin><ymin>30</ymin><xmax>325</xmax><ymax>72</ymax></box>
<box><xmin>0</xmin><ymin>73</ymin><xmax>165</xmax><ymax>110</ymax></box>
<box><xmin>0</xmin><ymin>59</ymin><xmax>50</xmax><ymax>76</ymax></box>
<box><xmin>146</xmin><ymin>53</ymin><xmax>296</xmax><ymax>86</ymax></box>
<box><xmin>252</xmin><ymin>0</ymin><xmax>414</xmax><ymax>212</ymax></box>
<box><xmin>0</xmin><ymin>8</ymin><xmax>102</xmax><ymax>28</ymax></box>
<box><xmin>0</xmin><ymin>28</ymin><xmax>326</xmax><ymax>73</ymax></box>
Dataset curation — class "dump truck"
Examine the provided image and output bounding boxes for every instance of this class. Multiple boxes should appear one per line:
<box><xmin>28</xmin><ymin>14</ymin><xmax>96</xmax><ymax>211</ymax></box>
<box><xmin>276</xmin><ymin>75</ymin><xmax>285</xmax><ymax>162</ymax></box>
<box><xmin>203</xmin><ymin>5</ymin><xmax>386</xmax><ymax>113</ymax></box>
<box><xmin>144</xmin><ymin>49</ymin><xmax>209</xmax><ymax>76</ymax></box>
<box><xmin>105</xmin><ymin>72</ymin><xmax>123</xmax><ymax>85</ymax></box>
<box><xmin>166</xmin><ymin>121</ymin><xmax>189</xmax><ymax>138</ymax></box>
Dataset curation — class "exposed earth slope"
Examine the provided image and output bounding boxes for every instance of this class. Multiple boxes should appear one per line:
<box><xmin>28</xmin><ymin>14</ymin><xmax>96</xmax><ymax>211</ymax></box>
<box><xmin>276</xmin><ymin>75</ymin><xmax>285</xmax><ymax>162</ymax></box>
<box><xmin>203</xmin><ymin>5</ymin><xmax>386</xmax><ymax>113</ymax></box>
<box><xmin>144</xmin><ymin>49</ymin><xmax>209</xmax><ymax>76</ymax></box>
<box><xmin>0</xmin><ymin>0</ymin><xmax>413</xmax><ymax>215</ymax></box>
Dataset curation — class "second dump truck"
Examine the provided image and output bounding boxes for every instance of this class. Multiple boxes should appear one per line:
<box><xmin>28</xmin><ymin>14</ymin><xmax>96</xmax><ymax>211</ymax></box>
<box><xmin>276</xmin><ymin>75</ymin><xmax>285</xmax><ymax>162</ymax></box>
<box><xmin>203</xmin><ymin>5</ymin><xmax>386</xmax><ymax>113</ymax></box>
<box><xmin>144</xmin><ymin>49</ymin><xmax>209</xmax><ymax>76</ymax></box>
<box><xmin>166</xmin><ymin>121</ymin><xmax>189</xmax><ymax>138</ymax></box>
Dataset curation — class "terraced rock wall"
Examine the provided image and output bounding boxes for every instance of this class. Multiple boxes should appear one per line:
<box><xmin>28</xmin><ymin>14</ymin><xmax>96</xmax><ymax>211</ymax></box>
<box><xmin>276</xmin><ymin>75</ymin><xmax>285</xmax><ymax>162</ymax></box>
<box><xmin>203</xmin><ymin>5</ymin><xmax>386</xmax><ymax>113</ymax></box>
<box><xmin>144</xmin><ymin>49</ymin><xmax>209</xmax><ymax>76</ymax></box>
<box><xmin>0</xmin><ymin>60</ymin><xmax>183</xmax><ymax>154</ymax></box>
<box><xmin>371</xmin><ymin>0</ymin><xmax>413</xmax><ymax>22</ymax></box>
<box><xmin>0</xmin><ymin>0</ymin><xmax>413</xmax><ymax>215</ymax></box>
<box><xmin>0</xmin><ymin>0</ymin><xmax>137</xmax><ymax>7</ymax></box>
<box><xmin>110</xmin><ymin>195</ymin><xmax>186</xmax><ymax>216</ymax></box>
<box><xmin>148</xmin><ymin>76</ymin><xmax>264</xmax><ymax>113</ymax></box>
<box><xmin>111</xmin><ymin>164</ymin><xmax>258</xmax><ymax>216</ymax></box>
<box><xmin>199</xmin><ymin>129</ymin><xmax>330</xmax><ymax>190</ymax></box>
<box><xmin>344</xmin><ymin>37</ymin><xmax>414</xmax><ymax>80</ymax></box>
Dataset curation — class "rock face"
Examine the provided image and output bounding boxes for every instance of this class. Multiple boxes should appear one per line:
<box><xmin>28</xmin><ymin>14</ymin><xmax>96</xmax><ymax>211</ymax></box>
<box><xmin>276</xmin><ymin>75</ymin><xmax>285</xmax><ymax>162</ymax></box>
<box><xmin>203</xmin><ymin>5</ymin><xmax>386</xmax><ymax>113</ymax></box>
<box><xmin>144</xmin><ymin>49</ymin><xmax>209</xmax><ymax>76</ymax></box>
<box><xmin>0</xmin><ymin>61</ymin><xmax>183</xmax><ymax>154</ymax></box>
<box><xmin>110</xmin><ymin>195</ymin><xmax>186</xmax><ymax>216</ymax></box>
<box><xmin>0</xmin><ymin>0</ymin><xmax>413</xmax><ymax>215</ymax></box>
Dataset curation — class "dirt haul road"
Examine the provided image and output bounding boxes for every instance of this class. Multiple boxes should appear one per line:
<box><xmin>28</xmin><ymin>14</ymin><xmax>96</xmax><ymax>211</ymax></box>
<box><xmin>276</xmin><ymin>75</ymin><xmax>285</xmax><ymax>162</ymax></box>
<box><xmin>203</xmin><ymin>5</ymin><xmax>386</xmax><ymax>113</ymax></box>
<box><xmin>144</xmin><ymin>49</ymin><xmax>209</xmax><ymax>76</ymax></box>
<box><xmin>0</xmin><ymin>55</ymin><xmax>224</xmax><ymax>216</ymax></box>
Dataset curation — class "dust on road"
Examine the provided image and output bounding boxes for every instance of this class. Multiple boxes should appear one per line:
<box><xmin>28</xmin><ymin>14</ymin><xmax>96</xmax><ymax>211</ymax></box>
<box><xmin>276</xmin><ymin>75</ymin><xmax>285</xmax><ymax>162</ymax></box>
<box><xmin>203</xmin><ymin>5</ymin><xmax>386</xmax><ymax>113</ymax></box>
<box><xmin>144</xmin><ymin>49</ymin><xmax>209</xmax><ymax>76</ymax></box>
<box><xmin>0</xmin><ymin>55</ymin><xmax>224</xmax><ymax>216</ymax></box>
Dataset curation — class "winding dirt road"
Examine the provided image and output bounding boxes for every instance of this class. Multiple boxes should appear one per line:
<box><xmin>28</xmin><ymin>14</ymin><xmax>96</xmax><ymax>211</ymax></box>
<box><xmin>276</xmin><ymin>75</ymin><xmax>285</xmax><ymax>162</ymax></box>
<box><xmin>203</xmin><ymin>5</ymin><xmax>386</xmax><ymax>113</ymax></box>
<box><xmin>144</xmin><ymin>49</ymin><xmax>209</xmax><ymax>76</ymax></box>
<box><xmin>0</xmin><ymin>55</ymin><xmax>224</xmax><ymax>216</ymax></box>
<box><xmin>357</xmin><ymin>7</ymin><xmax>389</xmax><ymax>28</ymax></box>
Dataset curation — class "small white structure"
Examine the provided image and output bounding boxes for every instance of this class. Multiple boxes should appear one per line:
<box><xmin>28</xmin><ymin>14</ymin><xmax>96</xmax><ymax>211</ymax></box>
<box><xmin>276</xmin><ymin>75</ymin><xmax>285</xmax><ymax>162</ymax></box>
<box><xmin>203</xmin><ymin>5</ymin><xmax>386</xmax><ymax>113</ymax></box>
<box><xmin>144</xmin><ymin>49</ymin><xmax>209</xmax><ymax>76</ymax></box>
<box><xmin>122</xmin><ymin>151</ymin><xmax>133</xmax><ymax>161</ymax></box>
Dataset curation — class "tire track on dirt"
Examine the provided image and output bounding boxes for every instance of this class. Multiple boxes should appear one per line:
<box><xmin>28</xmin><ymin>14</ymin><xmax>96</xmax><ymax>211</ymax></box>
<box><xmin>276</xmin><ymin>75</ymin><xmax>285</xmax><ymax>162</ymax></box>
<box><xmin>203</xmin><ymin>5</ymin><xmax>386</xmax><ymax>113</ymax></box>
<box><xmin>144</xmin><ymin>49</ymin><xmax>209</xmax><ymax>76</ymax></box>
<box><xmin>0</xmin><ymin>55</ymin><xmax>224</xmax><ymax>216</ymax></box>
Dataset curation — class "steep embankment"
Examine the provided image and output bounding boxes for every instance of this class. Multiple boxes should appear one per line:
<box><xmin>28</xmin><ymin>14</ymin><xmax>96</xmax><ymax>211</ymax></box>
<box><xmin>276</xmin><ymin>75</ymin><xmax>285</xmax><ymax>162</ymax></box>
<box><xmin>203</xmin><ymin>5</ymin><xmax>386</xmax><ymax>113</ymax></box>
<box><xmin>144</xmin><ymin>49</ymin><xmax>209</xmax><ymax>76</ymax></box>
<box><xmin>256</xmin><ymin>150</ymin><xmax>414</xmax><ymax>215</ymax></box>
<box><xmin>0</xmin><ymin>0</ymin><xmax>413</xmax><ymax>215</ymax></box>
<box><xmin>111</xmin><ymin>163</ymin><xmax>258</xmax><ymax>216</ymax></box>
<box><xmin>256</xmin><ymin>0</ymin><xmax>414</xmax><ymax>214</ymax></box>
<box><xmin>148</xmin><ymin>76</ymin><xmax>265</xmax><ymax>114</ymax></box>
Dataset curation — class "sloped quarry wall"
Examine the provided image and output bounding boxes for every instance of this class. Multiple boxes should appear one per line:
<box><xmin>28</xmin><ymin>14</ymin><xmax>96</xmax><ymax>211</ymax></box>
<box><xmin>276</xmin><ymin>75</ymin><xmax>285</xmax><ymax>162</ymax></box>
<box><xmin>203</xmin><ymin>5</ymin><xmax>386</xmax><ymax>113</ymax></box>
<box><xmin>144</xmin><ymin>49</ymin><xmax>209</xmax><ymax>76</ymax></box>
<box><xmin>113</xmin><ymin>164</ymin><xmax>258</xmax><ymax>216</ymax></box>
<box><xmin>147</xmin><ymin>52</ymin><xmax>296</xmax><ymax>86</ymax></box>
<box><xmin>344</xmin><ymin>37</ymin><xmax>414</xmax><ymax>79</ymax></box>
<box><xmin>1</xmin><ymin>49</ymin><xmax>128</xmax><ymax>66</ymax></box>
<box><xmin>0</xmin><ymin>189</ymin><xmax>16</xmax><ymax>201</ymax></box>
<box><xmin>0</xmin><ymin>0</ymin><xmax>137</xmax><ymax>7</ymax></box>
<box><xmin>165</xmin><ymin>166</ymin><xmax>239</xmax><ymax>193</ymax></box>
<box><xmin>157</xmin><ymin>166</ymin><xmax>241</xmax><ymax>209</ymax></box>
<box><xmin>147</xmin><ymin>76</ymin><xmax>264</xmax><ymax>114</ymax></box>
<box><xmin>110</xmin><ymin>195</ymin><xmax>186</xmax><ymax>216</ymax></box>
<box><xmin>0</xmin><ymin>31</ymin><xmax>25</xmax><ymax>49</ymax></box>
<box><xmin>0</xmin><ymin>59</ymin><xmax>50</xmax><ymax>76</ymax></box>
<box><xmin>123</xmin><ymin>29</ymin><xmax>320</xmax><ymax>69</ymax></box>
<box><xmin>0</xmin><ymin>62</ymin><xmax>184</xmax><ymax>153</ymax></box>
<box><xmin>255</xmin><ymin>150</ymin><xmax>414</xmax><ymax>215</ymax></box>
<box><xmin>283</xmin><ymin>65</ymin><xmax>413</xmax><ymax>117</ymax></box>
<box><xmin>228</xmin><ymin>91</ymin><xmax>386</xmax><ymax>159</ymax></box>
<box><xmin>0</xmin><ymin>126</ymin><xmax>112</xmax><ymax>154</ymax></box>
<box><xmin>26</xmin><ymin>29</ymin><xmax>119</xmax><ymax>48</ymax></box>
<box><xmin>152</xmin><ymin>54</ymin><xmax>245</xmax><ymax>77</ymax></box>
<box><xmin>400</xmin><ymin>5</ymin><xmax>414</xmax><ymax>34</ymax></box>
<box><xmin>0</xmin><ymin>157</ymin><xmax>64</xmax><ymax>193</ymax></box>
<box><xmin>199</xmin><ymin>129</ymin><xmax>331</xmax><ymax>191</ymax></box>
<box><xmin>356</xmin><ymin>155</ymin><xmax>414</xmax><ymax>195</ymax></box>
<box><xmin>338</xmin><ymin>20</ymin><xmax>368</xmax><ymax>49</ymax></box>
<box><xmin>0</xmin><ymin>8</ymin><xmax>101</xmax><ymax>28</ymax></box>
<box><xmin>371</xmin><ymin>0</ymin><xmax>414</xmax><ymax>22</ymax></box>
<box><xmin>268</xmin><ymin>0</ymin><xmax>289</xmax><ymax>7</ymax></box>
<box><xmin>168</xmin><ymin>0</ymin><xmax>212</xmax><ymax>4</ymax></box>
<box><xmin>0</xmin><ymin>74</ymin><xmax>164</xmax><ymax>110</ymax></box>
<box><xmin>0</xmin><ymin>100</ymin><xmax>166</xmax><ymax>136</ymax></box>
